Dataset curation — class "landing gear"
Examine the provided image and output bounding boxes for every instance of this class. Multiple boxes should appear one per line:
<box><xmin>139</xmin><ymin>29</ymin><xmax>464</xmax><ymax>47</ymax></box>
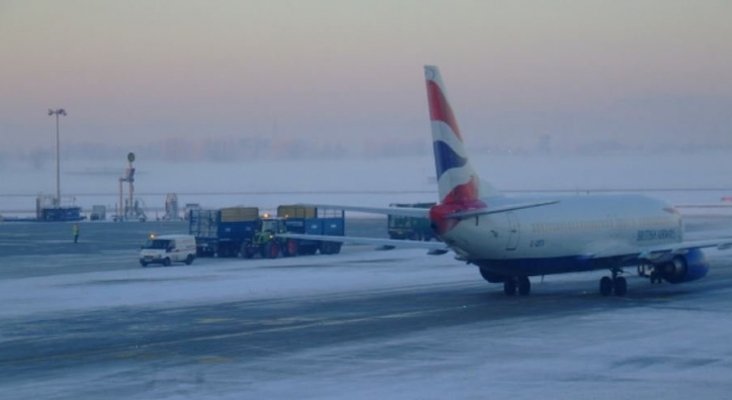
<box><xmin>599</xmin><ymin>270</ymin><xmax>627</xmax><ymax>296</ymax></box>
<box><xmin>517</xmin><ymin>276</ymin><xmax>531</xmax><ymax>296</ymax></box>
<box><xmin>613</xmin><ymin>276</ymin><xmax>627</xmax><ymax>296</ymax></box>
<box><xmin>600</xmin><ymin>276</ymin><xmax>613</xmax><ymax>296</ymax></box>
<box><xmin>503</xmin><ymin>279</ymin><xmax>516</xmax><ymax>296</ymax></box>
<box><xmin>502</xmin><ymin>276</ymin><xmax>531</xmax><ymax>296</ymax></box>
<box><xmin>639</xmin><ymin>262</ymin><xmax>663</xmax><ymax>284</ymax></box>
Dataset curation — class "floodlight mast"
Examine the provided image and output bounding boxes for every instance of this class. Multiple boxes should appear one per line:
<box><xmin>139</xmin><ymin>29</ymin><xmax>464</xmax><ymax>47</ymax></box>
<box><xmin>48</xmin><ymin>108</ymin><xmax>67</xmax><ymax>206</ymax></box>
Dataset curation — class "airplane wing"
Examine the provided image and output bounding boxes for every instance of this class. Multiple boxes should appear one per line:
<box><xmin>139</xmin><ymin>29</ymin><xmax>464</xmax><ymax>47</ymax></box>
<box><xmin>447</xmin><ymin>200</ymin><xmax>560</xmax><ymax>220</ymax></box>
<box><xmin>276</xmin><ymin>233</ymin><xmax>449</xmax><ymax>253</ymax></box>
<box><xmin>588</xmin><ymin>238</ymin><xmax>732</xmax><ymax>261</ymax></box>
<box><xmin>306</xmin><ymin>200</ymin><xmax>559</xmax><ymax>220</ymax></box>
<box><xmin>637</xmin><ymin>238</ymin><xmax>732</xmax><ymax>260</ymax></box>
<box><xmin>303</xmin><ymin>204</ymin><xmax>429</xmax><ymax>218</ymax></box>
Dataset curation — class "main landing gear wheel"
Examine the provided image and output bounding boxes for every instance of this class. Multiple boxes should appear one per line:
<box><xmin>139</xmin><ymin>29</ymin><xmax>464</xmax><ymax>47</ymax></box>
<box><xmin>517</xmin><ymin>277</ymin><xmax>531</xmax><ymax>296</ymax></box>
<box><xmin>599</xmin><ymin>276</ymin><xmax>613</xmax><ymax>296</ymax></box>
<box><xmin>503</xmin><ymin>279</ymin><xmax>516</xmax><ymax>296</ymax></box>
<box><xmin>503</xmin><ymin>277</ymin><xmax>531</xmax><ymax>296</ymax></box>
<box><xmin>599</xmin><ymin>274</ymin><xmax>627</xmax><ymax>296</ymax></box>
<box><xmin>613</xmin><ymin>276</ymin><xmax>627</xmax><ymax>296</ymax></box>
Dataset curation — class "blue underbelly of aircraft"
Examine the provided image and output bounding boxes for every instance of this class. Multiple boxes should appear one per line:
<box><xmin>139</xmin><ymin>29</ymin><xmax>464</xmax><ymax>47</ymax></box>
<box><xmin>476</xmin><ymin>255</ymin><xmax>636</xmax><ymax>276</ymax></box>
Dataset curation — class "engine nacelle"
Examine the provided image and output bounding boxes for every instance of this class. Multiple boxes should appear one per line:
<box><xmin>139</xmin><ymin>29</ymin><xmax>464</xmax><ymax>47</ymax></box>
<box><xmin>660</xmin><ymin>248</ymin><xmax>709</xmax><ymax>284</ymax></box>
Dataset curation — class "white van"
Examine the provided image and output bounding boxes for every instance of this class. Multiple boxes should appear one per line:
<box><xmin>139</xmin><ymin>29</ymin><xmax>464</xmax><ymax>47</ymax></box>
<box><xmin>139</xmin><ymin>234</ymin><xmax>196</xmax><ymax>267</ymax></box>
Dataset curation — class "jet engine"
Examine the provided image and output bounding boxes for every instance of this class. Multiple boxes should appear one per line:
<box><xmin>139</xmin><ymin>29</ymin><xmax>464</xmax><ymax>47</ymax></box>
<box><xmin>659</xmin><ymin>248</ymin><xmax>709</xmax><ymax>284</ymax></box>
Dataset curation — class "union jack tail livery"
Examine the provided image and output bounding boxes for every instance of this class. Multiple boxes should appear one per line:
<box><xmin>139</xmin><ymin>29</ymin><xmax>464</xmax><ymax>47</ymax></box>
<box><xmin>425</xmin><ymin>65</ymin><xmax>482</xmax><ymax>204</ymax></box>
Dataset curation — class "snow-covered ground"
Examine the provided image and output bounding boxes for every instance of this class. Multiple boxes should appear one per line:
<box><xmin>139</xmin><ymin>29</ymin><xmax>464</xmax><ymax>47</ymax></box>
<box><xmin>0</xmin><ymin>248</ymin><xmax>467</xmax><ymax>319</ymax></box>
<box><xmin>2</xmin><ymin>218</ymin><xmax>732</xmax><ymax>399</ymax></box>
<box><xmin>2</xmin><ymin>151</ymin><xmax>732</xmax><ymax>399</ymax></box>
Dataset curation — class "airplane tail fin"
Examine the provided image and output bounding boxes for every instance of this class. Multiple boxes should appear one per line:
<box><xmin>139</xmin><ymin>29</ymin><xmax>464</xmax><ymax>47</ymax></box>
<box><xmin>425</xmin><ymin>65</ymin><xmax>496</xmax><ymax>204</ymax></box>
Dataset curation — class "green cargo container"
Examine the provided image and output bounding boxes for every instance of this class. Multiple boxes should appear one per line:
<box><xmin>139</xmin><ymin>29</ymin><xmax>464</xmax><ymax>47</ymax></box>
<box><xmin>387</xmin><ymin>202</ymin><xmax>436</xmax><ymax>241</ymax></box>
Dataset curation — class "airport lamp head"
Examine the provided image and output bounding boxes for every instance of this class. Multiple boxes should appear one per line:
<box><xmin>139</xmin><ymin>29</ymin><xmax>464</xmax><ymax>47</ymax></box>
<box><xmin>48</xmin><ymin>108</ymin><xmax>67</xmax><ymax>116</ymax></box>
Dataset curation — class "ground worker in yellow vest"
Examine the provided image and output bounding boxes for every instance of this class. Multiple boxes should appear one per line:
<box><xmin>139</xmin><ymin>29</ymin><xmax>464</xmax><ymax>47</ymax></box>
<box><xmin>72</xmin><ymin>223</ymin><xmax>80</xmax><ymax>243</ymax></box>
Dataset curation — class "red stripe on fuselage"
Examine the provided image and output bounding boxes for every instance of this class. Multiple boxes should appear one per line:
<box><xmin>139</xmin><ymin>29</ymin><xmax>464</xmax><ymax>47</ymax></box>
<box><xmin>426</xmin><ymin>80</ymin><xmax>462</xmax><ymax>141</ymax></box>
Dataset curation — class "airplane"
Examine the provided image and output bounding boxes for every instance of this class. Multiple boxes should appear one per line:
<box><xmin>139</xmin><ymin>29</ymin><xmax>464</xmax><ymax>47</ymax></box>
<box><xmin>279</xmin><ymin>65</ymin><xmax>732</xmax><ymax>296</ymax></box>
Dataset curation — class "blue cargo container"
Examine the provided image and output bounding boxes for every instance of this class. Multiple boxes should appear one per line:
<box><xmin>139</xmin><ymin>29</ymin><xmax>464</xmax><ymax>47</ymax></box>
<box><xmin>279</xmin><ymin>207</ymin><xmax>345</xmax><ymax>255</ymax></box>
<box><xmin>39</xmin><ymin>206</ymin><xmax>84</xmax><ymax>222</ymax></box>
<box><xmin>217</xmin><ymin>219</ymin><xmax>257</xmax><ymax>257</ymax></box>
<box><xmin>191</xmin><ymin>206</ymin><xmax>345</xmax><ymax>259</ymax></box>
<box><xmin>188</xmin><ymin>209</ymin><xmax>258</xmax><ymax>257</ymax></box>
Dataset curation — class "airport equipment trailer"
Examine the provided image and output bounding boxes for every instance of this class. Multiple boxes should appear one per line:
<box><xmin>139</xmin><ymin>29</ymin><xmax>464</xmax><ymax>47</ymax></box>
<box><xmin>387</xmin><ymin>202</ymin><xmax>436</xmax><ymax>241</ymax></box>
<box><xmin>189</xmin><ymin>205</ymin><xmax>345</xmax><ymax>258</ymax></box>
<box><xmin>276</xmin><ymin>205</ymin><xmax>345</xmax><ymax>256</ymax></box>
<box><xmin>188</xmin><ymin>207</ymin><xmax>259</xmax><ymax>257</ymax></box>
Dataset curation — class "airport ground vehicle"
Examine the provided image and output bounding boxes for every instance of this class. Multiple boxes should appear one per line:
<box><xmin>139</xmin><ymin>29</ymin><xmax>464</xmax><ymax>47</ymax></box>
<box><xmin>139</xmin><ymin>234</ymin><xmax>196</xmax><ymax>267</ymax></box>
<box><xmin>188</xmin><ymin>207</ymin><xmax>259</xmax><ymax>257</ymax></box>
<box><xmin>387</xmin><ymin>202</ymin><xmax>436</xmax><ymax>241</ymax></box>
<box><xmin>190</xmin><ymin>206</ymin><xmax>345</xmax><ymax>258</ymax></box>
<box><xmin>243</xmin><ymin>206</ymin><xmax>345</xmax><ymax>258</ymax></box>
<box><xmin>89</xmin><ymin>205</ymin><xmax>106</xmax><ymax>221</ymax></box>
<box><xmin>277</xmin><ymin>205</ymin><xmax>345</xmax><ymax>256</ymax></box>
<box><xmin>241</xmin><ymin>216</ymin><xmax>288</xmax><ymax>259</ymax></box>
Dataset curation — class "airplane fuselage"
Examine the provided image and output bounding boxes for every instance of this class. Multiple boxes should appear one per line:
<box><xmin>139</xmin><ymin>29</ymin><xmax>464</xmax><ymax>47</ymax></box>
<box><xmin>290</xmin><ymin>65</ymin><xmax>729</xmax><ymax>296</ymax></box>
<box><xmin>441</xmin><ymin>194</ymin><xmax>682</xmax><ymax>276</ymax></box>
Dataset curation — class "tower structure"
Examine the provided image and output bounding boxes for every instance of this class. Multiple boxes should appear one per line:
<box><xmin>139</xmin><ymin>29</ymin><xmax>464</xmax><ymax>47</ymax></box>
<box><xmin>117</xmin><ymin>152</ymin><xmax>137</xmax><ymax>220</ymax></box>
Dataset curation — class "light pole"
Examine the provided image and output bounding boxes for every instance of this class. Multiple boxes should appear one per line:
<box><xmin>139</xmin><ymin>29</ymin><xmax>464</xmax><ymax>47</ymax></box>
<box><xmin>48</xmin><ymin>108</ymin><xmax>67</xmax><ymax>207</ymax></box>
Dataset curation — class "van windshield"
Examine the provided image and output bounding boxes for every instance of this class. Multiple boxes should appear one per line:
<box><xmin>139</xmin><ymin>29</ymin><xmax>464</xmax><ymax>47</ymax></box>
<box><xmin>143</xmin><ymin>239</ymin><xmax>172</xmax><ymax>249</ymax></box>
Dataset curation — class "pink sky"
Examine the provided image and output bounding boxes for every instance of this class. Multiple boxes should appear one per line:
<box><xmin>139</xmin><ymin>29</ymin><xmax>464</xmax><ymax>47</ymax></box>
<box><xmin>1</xmin><ymin>0</ymin><xmax>731</xmax><ymax>158</ymax></box>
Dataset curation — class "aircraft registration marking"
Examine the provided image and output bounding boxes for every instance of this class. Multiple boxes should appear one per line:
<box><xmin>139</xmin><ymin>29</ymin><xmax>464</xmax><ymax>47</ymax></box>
<box><xmin>636</xmin><ymin>229</ymin><xmax>678</xmax><ymax>241</ymax></box>
<box><xmin>529</xmin><ymin>239</ymin><xmax>545</xmax><ymax>248</ymax></box>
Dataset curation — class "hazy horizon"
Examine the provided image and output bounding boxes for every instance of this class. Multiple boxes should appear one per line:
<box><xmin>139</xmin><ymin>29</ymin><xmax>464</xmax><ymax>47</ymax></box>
<box><xmin>2</xmin><ymin>0</ymin><xmax>731</xmax><ymax>161</ymax></box>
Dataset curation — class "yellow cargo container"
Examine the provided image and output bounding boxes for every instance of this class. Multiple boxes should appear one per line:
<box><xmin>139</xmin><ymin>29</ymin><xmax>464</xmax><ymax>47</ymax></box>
<box><xmin>277</xmin><ymin>205</ymin><xmax>316</xmax><ymax>219</ymax></box>
<box><xmin>220</xmin><ymin>207</ymin><xmax>259</xmax><ymax>222</ymax></box>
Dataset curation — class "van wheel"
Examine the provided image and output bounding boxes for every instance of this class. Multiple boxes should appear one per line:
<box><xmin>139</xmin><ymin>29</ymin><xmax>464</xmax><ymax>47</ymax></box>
<box><xmin>185</xmin><ymin>254</ymin><xmax>194</xmax><ymax>265</ymax></box>
<box><xmin>140</xmin><ymin>260</ymin><xmax>148</xmax><ymax>267</ymax></box>
<box><xmin>163</xmin><ymin>257</ymin><xmax>172</xmax><ymax>267</ymax></box>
